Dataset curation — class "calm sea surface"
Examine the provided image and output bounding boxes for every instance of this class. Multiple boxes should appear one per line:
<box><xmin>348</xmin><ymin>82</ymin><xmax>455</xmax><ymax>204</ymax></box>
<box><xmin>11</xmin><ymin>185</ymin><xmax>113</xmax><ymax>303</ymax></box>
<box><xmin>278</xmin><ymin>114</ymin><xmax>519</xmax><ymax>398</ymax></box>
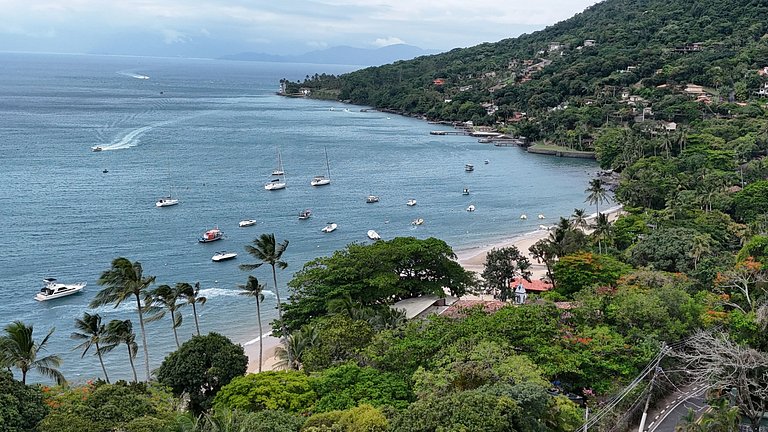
<box><xmin>0</xmin><ymin>53</ymin><xmax>596</xmax><ymax>382</ymax></box>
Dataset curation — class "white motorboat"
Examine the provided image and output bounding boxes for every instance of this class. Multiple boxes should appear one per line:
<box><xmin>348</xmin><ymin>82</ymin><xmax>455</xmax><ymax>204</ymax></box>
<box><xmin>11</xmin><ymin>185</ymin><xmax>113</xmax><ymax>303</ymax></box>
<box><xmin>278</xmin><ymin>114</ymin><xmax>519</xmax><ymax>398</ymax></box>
<box><xmin>212</xmin><ymin>251</ymin><xmax>237</xmax><ymax>262</ymax></box>
<box><xmin>91</xmin><ymin>146</ymin><xmax>103</xmax><ymax>152</ymax></box>
<box><xmin>466</xmin><ymin>205</ymin><xmax>476</xmax><ymax>212</ymax></box>
<box><xmin>35</xmin><ymin>278</ymin><xmax>86</xmax><ymax>301</ymax></box>
<box><xmin>412</xmin><ymin>218</ymin><xmax>424</xmax><ymax>226</ymax></box>
<box><xmin>239</xmin><ymin>219</ymin><xmax>256</xmax><ymax>227</ymax></box>
<box><xmin>310</xmin><ymin>146</ymin><xmax>332</xmax><ymax>186</ymax></box>
<box><xmin>156</xmin><ymin>197</ymin><xmax>179</xmax><ymax>207</ymax></box>
<box><xmin>265</xmin><ymin>178</ymin><xmax>286</xmax><ymax>190</ymax></box>
<box><xmin>298</xmin><ymin>209</ymin><xmax>312</xmax><ymax>220</ymax></box>
<box><xmin>538</xmin><ymin>214</ymin><xmax>546</xmax><ymax>219</ymax></box>
<box><xmin>462</xmin><ymin>188</ymin><xmax>470</xmax><ymax>195</ymax></box>
<box><xmin>321</xmin><ymin>222</ymin><xmax>338</xmax><ymax>233</ymax></box>
<box><xmin>520</xmin><ymin>214</ymin><xmax>528</xmax><ymax>220</ymax></box>
<box><xmin>199</xmin><ymin>227</ymin><xmax>223</xmax><ymax>243</ymax></box>
<box><xmin>406</xmin><ymin>199</ymin><xmax>417</xmax><ymax>206</ymax></box>
<box><xmin>465</xmin><ymin>164</ymin><xmax>474</xmax><ymax>172</ymax></box>
<box><xmin>366</xmin><ymin>195</ymin><xmax>380</xmax><ymax>203</ymax></box>
<box><xmin>367</xmin><ymin>230</ymin><xmax>381</xmax><ymax>240</ymax></box>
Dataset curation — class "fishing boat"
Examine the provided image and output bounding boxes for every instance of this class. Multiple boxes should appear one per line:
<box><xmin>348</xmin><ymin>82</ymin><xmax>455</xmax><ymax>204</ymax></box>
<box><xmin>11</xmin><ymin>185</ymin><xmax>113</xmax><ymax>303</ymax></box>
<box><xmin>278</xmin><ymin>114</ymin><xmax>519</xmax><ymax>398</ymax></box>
<box><xmin>462</xmin><ymin>188</ymin><xmax>470</xmax><ymax>195</ymax></box>
<box><xmin>310</xmin><ymin>146</ymin><xmax>331</xmax><ymax>186</ymax></box>
<box><xmin>91</xmin><ymin>146</ymin><xmax>103</xmax><ymax>152</ymax></box>
<box><xmin>406</xmin><ymin>199</ymin><xmax>417</xmax><ymax>206</ymax></box>
<box><xmin>239</xmin><ymin>219</ymin><xmax>256</xmax><ymax>227</ymax></box>
<box><xmin>465</xmin><ymin>164</ymin><xmax>474</xmax><ymax>172</ymax></box>
<box><xmin>412</xmin><ymin>218</ymin><xmax>424</xmax><ymax>226</ymax></box>
<box><xmin>35</xmin><ymin>278</ymin><xmax>86</xmax><ymax>301</ymax></box>
<box><xmin>366</xmin><ymin>195</ymin><xmax>380</xmax><ymax>203</ymax></box>
<box><xmin>321</xmin><ymin>222</ymin><xmax>338</xmax><ymax>233</ymax></box>
<box><xmin>198</xmin><ymin>228</ymin><xmax>223</xmax><ymax>243</ymax></box>
<box><xmin>367</xmin><ymin>230</ymin><xmax>381</xmax><ymax>240</ymax></box>
<box><xmin>265</xmin><ymin>178</ymin><xmax>286</xmax><ymax>190</ymax></box>
<box><xmin>212</xmin><ymin>251</ymin><xmax>237</xmax><ymax>262</ymax></box>
<box><xmin>466</xmin><ymin>205</ymin><xmax>476</xmax><ymax>212</ymax></box>
<box><xmin>156</xmin><ymin>196</ymin><xmax>179</xmax><ymax>207</ymax></box>
<box><xmin>298</xmin><ymin>209</ymin><xmax>312</xmax><ymax>220</ymax></box>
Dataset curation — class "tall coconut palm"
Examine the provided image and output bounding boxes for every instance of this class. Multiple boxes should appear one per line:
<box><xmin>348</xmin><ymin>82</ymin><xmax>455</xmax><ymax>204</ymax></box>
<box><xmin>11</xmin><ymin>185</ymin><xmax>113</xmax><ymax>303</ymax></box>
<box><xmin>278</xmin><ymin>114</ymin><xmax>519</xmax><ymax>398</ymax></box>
<box><xmin>90</xmin><ymin>257</ymin><xmax>156</xmax><ymax>381</ymax></box>
<box><xmin>146</xmin><ymin>284</ymin><xmax>186</xmax><ymax>348</ymax></box>
<box><xmin>571</xmin><ymin>208</ymin><xmax>588</xmax><ymax>231</ymax></box>
<box><xmin>0</xmin><ymin>321</ymin><xmax>65</xmax><ymax>385</ymax></box>
<box><xmin>71</xmin><ymin>312</ymin><xmax>110</xmax><ymax>383</ymax></box>
<box><xmin>274</xmin><ymin>326</ymin><xmax>317</xmax><ymax>371</ymax></box>
<box><xmin>238</xmin><ymin>275</ymin><xmax>266</xmax><ymax>372</ymax></box>
<box><xmin>101</xmin><ymin>319</ymin><xmax>139</xmax><ymax>383</ymax></box>
<box><xmin>585</xmin><ymin>178</ymin><xmax>610</xmax><ymax>216</ymax></box>
<box><xmin>240</xmin><ymin>233</ymin><xmax>289</xmax><ymax>339</ymax></box>
<box><xmin>592</xmin><ymin>212</ymin><xmax>612</xmax><ymax>254</ymax></box>
<box><xmin>179</xmin><ymin>282</ymin><xmax>207</xmax><ymax>336</ymax></box>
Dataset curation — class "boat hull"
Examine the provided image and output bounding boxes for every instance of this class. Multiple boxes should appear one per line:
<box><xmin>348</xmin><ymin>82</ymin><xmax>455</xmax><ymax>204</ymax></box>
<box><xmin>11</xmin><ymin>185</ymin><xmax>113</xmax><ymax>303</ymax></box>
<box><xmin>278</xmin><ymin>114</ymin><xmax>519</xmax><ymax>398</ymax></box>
<box><xmin>35</xmin><ymin>283</ymin><xmax>86</xmax><ymax>301</ymax></box>
<box><xmin>322</xmin><ymin>224</ymin><xmax>338</xmax><ymax>233</ymax></box>
<box><xmin>212</xmin><ymin>253</ymin><xmax>237</xmax><ymax>262</ymax></box>
<box><xmin>265</xmin><ymin>182</ymin><xmax>286</xmax><ymax>190</ymax></box>
<box><xmin>239</xmin><ymin>220</ymin><xmax>256</xmax><ymax>227</ymax></box>
<box><xmin>156</xmin><ymin>199</ymin><xmax>179</xmax><ymax>207</ymax></box>
<box><xmin>311</xmin><ymin>178</ymin><xmax>331</xmax><ymax>186</ymax></box>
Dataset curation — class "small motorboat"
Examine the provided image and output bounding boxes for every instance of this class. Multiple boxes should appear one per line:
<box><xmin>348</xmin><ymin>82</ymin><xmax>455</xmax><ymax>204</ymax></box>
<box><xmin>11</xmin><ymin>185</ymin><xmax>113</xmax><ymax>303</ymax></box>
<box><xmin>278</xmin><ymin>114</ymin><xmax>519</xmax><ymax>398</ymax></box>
<box><xmin>366</xmin><ymin>195</ymin><xmax>380</xmax><ymax>203</ymax></box>
<box><xmin>156</xmin><ymin>197</ymin><xmax>179</xmax><ymax>207</ymax></box>
<box><xmin>199</xmin><ymin>228</ymin><xmax>223</xmax><ymax>243</ymax></box>
<box><xmin>465</xmin><ymin>164</ymin><xmax>474</xmax><ymax>172</ymax></box>
<box><xmin>35</xmin><ymin>278</ymin><xmax>86</xmax><ymax>301</ymax></box>
<box><xmin>265</xmin><ymin>178</ymin><xmax>286</xmax><ymax>190</ymax></box>
<box><xmin>466</xmin><ymin>205</ymin><xmax>476</xmax><ymax>212</ymax></box>
<box><xmin>520</xmin><ymin>214</ymin><xmax>528</xmax><ymax>220</ymax></box>
<box><xmin>538</xmin><ymin>214</ymin><xmax>546</xmax><ymax>219</ymax></box>
<box><xmin>406</xmin><ymin>199</ymin><xmax>417</xmax><ymax>206</ymax></box>
<box><xmin>299</xmin><ymin>209</ymin><xmax>312</xmax><ymax>220</ymax></box>
<box><xmin>462</xmin><ymin>188</ymin><xmax>470</xmax><ymax>195</ymax></box>
<box><xmin>91</xmin><ymin>146</ymin><xmax>103</xmax><ymax>152</ymax></box>
<box><xmin>322</xmin><ymin>222</ymin><xmax>338</xmax><ymax>233</ymax></box>
<box><xmin>412</xmin><ymin>218</ymin><xmax>424</xmax><ymax>226</ymax></box>
<box><xmin>484</xmin><ymin>160</ymin><xmax>490</xmax><ymax>164</ymax></box>
<box><xmin>212</xmin><ymin>251</ymin><xmax>237</xmax><ymax>262</ymax></box>
<box><xmin>239</xmin><ymin>219</ymin><xmax>257</xmax><ymax>227</ymax></box>
<box><xmin>367</xmin><ymin>230</ymin><xmax>381</xmax><ymax>240</ymax></box>
<box><xmin>102</xmin><ymin>169</ymin><xmax>109</xmax><ymax>173</ymax></box>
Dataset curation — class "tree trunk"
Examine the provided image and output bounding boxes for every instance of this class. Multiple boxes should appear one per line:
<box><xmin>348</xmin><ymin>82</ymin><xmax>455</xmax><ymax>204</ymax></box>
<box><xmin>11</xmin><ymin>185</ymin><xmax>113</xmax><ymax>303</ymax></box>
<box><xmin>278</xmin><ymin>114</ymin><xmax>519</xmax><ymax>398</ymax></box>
<box><xmin>95</xmin><ymin>341</ymin><xmax>110</xmax><ymax>383</ymax></box>
<box><xmin>192</xmin><ymin>302</ymin><xmax>200</xmax><ymax>336</ymax></box>
<box><xmin>127</xmin><ymin>344</ymin><xmax>138</xmax><ymax>383</ymax></box>
<box><xmin>257</xmin><ymin>297</ymin><xmax>263</xmax><ymax>373</ymax></box>
<box><xmin>134</xmin><ymin>293</ymin><xmax>151</xmax><ymax>381</ymax></box>
<box><xmin>21</xmin><ymin>368</ymin><xmax>27</xmax><ymax>385</ymax></box>
<box><xmin>171</xmin><ymin>310</ymin><xmax>180</xmax><ymax>348</ymax></box>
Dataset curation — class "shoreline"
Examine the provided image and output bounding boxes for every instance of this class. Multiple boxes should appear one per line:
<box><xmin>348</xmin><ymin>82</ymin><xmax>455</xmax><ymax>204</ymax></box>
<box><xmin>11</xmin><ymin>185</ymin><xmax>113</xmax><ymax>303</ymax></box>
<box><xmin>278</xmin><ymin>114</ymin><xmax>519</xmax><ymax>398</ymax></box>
<box><xmin>243</xmin><ymin>332</ymin><xmax>282</xmax><ymax>373</ymax></box>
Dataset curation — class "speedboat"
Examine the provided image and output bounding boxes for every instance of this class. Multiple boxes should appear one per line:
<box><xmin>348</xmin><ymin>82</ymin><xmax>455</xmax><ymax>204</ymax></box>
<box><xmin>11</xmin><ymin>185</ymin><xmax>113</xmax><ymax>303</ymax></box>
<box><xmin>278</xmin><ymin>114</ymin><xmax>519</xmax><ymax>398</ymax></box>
<box><xmin>465</xmin><ymin>164</ymin><xmax>474</xmax><ymax>172</ymax></box>
<box><xmin>298</xmin><ymin>209</ymin><xmax>312</xmax><ymax>220</ymax></box>
<box><xmin>239</xmin><ymin>219</ymin><xmax>256</xmax><ymax>227</ymax></box>
<box><xmin>520</xmin><ymin>214</ymin><xmax>528</xmax><ymax>220</ymax></box>
<box><xmin>156</xmin><ymin>197</ymin><xmax>179</xmax><ymax>207</ymax></box>
<box><xmin>212</xmin><ymin>251</ymin><xmax>237</xmax><ymax>262</ymax></box>
<box><xmin>406</xmin><ymin>199</ymin><xmax>417</xmax><ymax>206</ymax></box>
<box><xmin>367</xmin><ymin>230</ymin><xmax>381</xmax><ymax>240</ymax></box>
<box><xmin>35</xmin><ymin>278</ymin><xmax>86</xmax><ymax>301</ymax></box>
<box><xmin>199</xmin><ymin>228</ymin><xmax>223</xmax><ymax>243</ymax></box>
<box><xmin>466</xmin><ymin>205</ymin><xmax>476</xmax><ymax>212</ymax></box>
<box><xmin>412</xmin><ymin>218</ymin><xmax>424</xmax><ymax>226</ymax></box>
<box><xmin>366</xmin><ymin>195</ymin><xmax>380</xmax><ymax>203</ymax></box>
<box><xmin>265</xmin><ymin>178</ymin><xmax>286</xmax><ymax>190</ymax></box>
<box><xmin>462</xmin><ymin>188</ymin><xmax>470</xmax><ymax>195</ymax></box>
<box><xmin>321</xmin><ymin>222</ymin><xmax>338</xmax><ymax>233</ymax></box>
<box><xmin>91</xmin><ymin>146</ymin><xmax>103</xmax><ymax>152</ymax></box>
<box><xmin>484</xmin><ymin>160</ymin><xmax>490</xmax><ymax>164</ymax></box>
<box><xmin>538</xmin><ymin>214</ymin><xmax>546</xmax><ymax>219</ymax></box>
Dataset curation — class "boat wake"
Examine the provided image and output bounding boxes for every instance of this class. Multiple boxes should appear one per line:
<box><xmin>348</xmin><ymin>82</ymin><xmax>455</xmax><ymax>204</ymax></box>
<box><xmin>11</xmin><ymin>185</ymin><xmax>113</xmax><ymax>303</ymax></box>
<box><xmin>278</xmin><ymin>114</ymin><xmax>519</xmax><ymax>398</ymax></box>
<box><xmin>198</xmin><ymin>287</ymin><xmax>276</xmax><ymax>300</ymax></box>
<box><xmin>117</xmin><ymin>71</ymin><xmax>150</xmax><ymax>80</ymax></box>
<box><xmin>98</xmin><ymin>125</ymin><xmax>153</xmax><ymax>151</ymax></box>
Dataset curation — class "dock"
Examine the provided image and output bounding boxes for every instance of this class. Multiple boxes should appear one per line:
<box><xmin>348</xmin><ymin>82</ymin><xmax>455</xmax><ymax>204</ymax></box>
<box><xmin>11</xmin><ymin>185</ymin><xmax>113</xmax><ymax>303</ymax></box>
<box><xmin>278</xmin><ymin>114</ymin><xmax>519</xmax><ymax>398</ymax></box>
<box><xmin>430</xmin><ymin>130</ymin><xmax>470</xmax><ymax>135</ymax></box>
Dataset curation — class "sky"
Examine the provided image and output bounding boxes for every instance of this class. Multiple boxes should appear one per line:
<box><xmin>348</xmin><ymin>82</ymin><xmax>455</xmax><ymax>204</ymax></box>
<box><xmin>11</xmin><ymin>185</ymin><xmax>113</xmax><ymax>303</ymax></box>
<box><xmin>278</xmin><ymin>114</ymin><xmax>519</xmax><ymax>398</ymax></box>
<box><xmin>0</xmin><ymin>0</ymin><xmax>601</xmax><ymax>58</ymax></box>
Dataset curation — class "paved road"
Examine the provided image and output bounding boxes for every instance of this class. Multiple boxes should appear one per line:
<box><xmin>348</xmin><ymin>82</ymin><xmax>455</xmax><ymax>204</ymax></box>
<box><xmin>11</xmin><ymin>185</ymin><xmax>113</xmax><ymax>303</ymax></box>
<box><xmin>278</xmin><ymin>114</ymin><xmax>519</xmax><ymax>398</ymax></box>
<box><xmin>645</xmin><ymin>385</ymin><xmax>709</xmax><ymax>432</ymax></box>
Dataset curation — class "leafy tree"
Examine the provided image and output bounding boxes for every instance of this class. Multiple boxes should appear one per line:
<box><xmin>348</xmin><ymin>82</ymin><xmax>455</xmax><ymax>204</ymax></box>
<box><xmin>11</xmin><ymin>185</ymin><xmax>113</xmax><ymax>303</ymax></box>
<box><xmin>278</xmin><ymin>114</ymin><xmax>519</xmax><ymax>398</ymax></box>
<box><xmin>312</xmin><ymin>363</ymin><xmax>412</xmax><ymax>412</ymax></box>
<box><xmin>481</xmin><ymin>246</ymin><xmax>532</xmax><ymax>301</ymax></box>
<box><xmin>238</xmin><ymin>275</ymin><xmax>266</xmax><ymax>372</ymax></box>
<box><xmin>628</xmin><ymin>227</ymin><xmax>704</xmax><ymax>273</ymax></box>
<box><xmin>190</xmin><ymin>409</ymin><xmax>303</xmax><ymax>432</ymax></box>
<box><xmin>90</xmin><ymin>257</ymin><xmax>156</xmax><ymax>381</ymax></box>
<box><xmin>0</xmin><ymin>370</ymin><xmax>48</xmax><ymax>432</ymax></box>
<box><xmin>146</xmin><ymin>284</ymin><xmax>186</xmax><ymax>348</ymax></box>
<box><xmin>100</xmin><ymin>319</ymin><xmax>139</xmax><ymax>383</ymax></box>
<box><xmin>71</xmin><ymin>312</ymin><xmax>110</xmax><ymax>383</ymax></box>
<box><xmin>0</xmin><ymin>321</ymin><xmax>65</xmax><ymax>385</ymax></box>
<box><xmin>732</xmin><ymin>180</ymin><xmax>768</xmax><ymax>223</ymax></box>
<box><xmin>240</xmin><ymin>233</ymin><xmax>290</xmax><ymax>340</ymax></box>
<box><xmin>212</xmin><ymin>371</ymin><xmax>316</xmax><ymax>414</ymax></box>
<box><xmin>157</xmin><ymin>333</ymin><xmax>247</xmax><ymax>414</ymax></box>
<box><xmin>178</xmin><ymin>282</ymin><xmax>207</xmax><ymax>336</ymax></box>
<box><xmin>303</xmin><ymin>404</ymin><xmax>389</xmax><ymax>432</ymax></box>
<box><xmin>301</xmin><ymin>315</ymin><xmax>374</xmax><ymax>372</ymax></box>
<box><xmin>737</xmin><ymin>235</ymin><xmax>768</xmax><ymax>265</ymax></box>
<box><xmin>553</xmin><ymin>252</ymin><xmax>631</xmax><ymax>297</ymax></box>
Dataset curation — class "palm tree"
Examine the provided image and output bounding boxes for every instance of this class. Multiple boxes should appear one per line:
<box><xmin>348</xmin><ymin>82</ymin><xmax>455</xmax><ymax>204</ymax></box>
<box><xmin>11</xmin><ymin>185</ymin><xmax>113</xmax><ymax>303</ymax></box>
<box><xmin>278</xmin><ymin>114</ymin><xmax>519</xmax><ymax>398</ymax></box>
<box><xmin>71</xmin><ymin>312</ymin><xmax>110</xmax><ymax>383</ymax></box>
<box><xmin>592</xmin><ymin>212</ymin><xmax>612</xmax><ymax>254</ymax></box>
<box><xmin>0</xmin><ymin>321</ymin><xmax>65</xmax><ymax>385</ymax></box>
<box><xmin>238</xmin><ymin>275</ymin><xmax>266</xmax><ymax>372</ymax></box>
<box><xmin>571</xmin><ymin>208</ymin><xmax>588</xmax><ymax>231</ymax></box>
<box><xmin>90</xmin><ymin>257</ymin><xmax>156</xmax><ymax>381</ymax></box>
<box><xmin>146</xmin><ymin>284</ymin><xmax>186</xmax><ymax>348</ymax></box>
<box><xmin>178</xmin><ymin>282</ymin><xmax>207</xmax><ymax>336</ymax></box>
<box><xmin>101</xmin><ymin>319</ymin><xmax>139</xmax><ymax>382</ymax></box>
<box><xmin>240</xmin><ymin>233</ymin><xmax>289</xmax><ymax>339</ymax></box>
<box><xmin>274</xmin><ymin>326</ymin><xmax>317</xmax><ymax>371</ymax></box>
<box><xmin>585</xmin><ymin>178</ymin><xmax>610</xmax><ymax>216</ymax></box>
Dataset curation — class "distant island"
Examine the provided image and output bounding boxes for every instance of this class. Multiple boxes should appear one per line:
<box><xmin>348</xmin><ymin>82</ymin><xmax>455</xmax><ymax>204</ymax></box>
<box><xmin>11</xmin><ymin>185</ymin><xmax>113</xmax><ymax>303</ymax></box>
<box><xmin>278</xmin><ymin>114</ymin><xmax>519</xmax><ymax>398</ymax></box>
<box><xmin>219</xmin><ymin>43</ymin><xmax>440</xmax><ymax>67</ymax></box>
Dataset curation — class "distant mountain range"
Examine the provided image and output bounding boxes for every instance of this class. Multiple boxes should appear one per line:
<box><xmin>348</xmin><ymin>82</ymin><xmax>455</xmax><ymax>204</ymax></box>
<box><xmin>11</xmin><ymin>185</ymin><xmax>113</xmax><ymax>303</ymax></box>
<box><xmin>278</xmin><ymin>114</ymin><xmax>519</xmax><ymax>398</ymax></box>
<box><xmin>219</xmin><ymin>44</ymin><xmax>440</xmax><ymax>66</ymax></box>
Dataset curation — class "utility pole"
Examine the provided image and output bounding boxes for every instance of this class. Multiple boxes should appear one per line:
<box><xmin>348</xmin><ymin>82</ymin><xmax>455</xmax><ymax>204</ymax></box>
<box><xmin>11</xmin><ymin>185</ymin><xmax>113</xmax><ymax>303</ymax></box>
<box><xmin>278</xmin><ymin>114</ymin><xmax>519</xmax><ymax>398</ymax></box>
<box><xmin>638</xmin><ymin>343</ymin><xmax>666</xmax><ymax>432</ymax></box>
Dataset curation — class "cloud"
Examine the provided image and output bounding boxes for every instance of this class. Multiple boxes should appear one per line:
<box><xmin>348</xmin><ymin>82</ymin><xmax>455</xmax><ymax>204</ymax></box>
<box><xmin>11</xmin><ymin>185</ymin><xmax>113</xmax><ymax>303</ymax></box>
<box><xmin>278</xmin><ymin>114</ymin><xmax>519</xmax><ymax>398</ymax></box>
<box><xmin>162</xmin><ymin>29</ymin><xmax>188</xmax><ymax>44</ymax></box>
<box><xmin>372</xmin><ymin>37</ymin><xmax>405</xmax><ymax>47</ymax></box>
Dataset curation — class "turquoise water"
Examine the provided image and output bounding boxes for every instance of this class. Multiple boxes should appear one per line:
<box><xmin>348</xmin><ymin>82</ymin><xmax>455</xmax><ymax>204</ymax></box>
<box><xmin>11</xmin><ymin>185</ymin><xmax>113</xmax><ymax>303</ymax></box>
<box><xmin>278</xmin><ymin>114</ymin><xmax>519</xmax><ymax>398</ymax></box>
<box><xmin>0</xmin><ymin>53</ymin><xmax>596</xmax><ymax>382</ymax></box>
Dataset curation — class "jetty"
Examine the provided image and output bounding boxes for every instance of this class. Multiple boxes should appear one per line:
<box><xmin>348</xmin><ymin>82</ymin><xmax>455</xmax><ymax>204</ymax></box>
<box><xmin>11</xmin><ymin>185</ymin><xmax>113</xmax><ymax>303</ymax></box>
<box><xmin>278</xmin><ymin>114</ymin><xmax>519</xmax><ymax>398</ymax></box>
<box><xmin>430</xmin><ymin>130</ymin><xmax>470</xmax><ymax>135</ymax></box>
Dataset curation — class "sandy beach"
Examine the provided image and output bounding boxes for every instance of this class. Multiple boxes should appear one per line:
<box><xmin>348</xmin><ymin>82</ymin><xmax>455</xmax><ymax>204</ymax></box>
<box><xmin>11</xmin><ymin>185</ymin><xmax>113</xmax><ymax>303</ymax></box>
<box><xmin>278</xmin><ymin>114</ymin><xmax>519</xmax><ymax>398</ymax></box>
<box><xmin>244</xmin><ymin>333</ymin><xmax>282</xmax><ymax>373</ymax></box>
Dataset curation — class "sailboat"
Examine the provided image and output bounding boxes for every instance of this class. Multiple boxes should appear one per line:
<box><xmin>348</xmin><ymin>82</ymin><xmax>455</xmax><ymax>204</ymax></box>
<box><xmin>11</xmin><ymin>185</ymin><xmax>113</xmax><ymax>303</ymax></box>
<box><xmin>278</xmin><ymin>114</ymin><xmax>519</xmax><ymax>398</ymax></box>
<box><xmin>265</xmin><ymin>149</ymin><xmax>287</xmax><ymax>190</ymax></box>
<box><xmin>156</xmin><ymin>162</ymin><xmax>179</xmax><ymax>207</ymax></box>
<box><xmin>310</xmin><ymin>146</ymin><xmax>331</xmax><ymax>186</ymax></box>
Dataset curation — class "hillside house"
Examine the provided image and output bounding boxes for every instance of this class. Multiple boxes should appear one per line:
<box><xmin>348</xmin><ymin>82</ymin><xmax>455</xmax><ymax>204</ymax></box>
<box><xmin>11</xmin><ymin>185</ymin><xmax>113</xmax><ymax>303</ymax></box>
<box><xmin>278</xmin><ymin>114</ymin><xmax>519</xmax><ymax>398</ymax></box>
<box><xmin>390</xmin><ymin>295</ymin><xmax>458</xmax><ymax>320</ymax></box>
<box><xmin>684</xmin><ymin>84</ymin><xmax>707</xmax><ymax>96</ymax></box>
<box><xmin>757</xmin><ymin>66</ymin><xmax>768</xmax><ymax>76</ymax></box>
<box><xmin>299</xmin><ymin>87</ymin><xmax>311</xmax><ymax>96</ymax></box>
<box><xmin>459</xmin><ymin>85</ymin><xmax>473</xmax><ymax>92</ymax></box>
<box><xmin>584</xmin><ymin>39</ymin><xmax>596</xmax><ymax>47</ymax></box>
<box><xmin>674</xmin><ymin>42</ymin><xmax>703</xmax><ymax>53</ymax></box>
<box><xmin>756</xmin><ymin>83</ymin><xmax>768</xmax><ymax>96</ymax></box>
<box><xmin>549</xmin><ymin>42</ymin><xmax>564</xmax><ymax>51</ymax></box>
<box><xmin>433</xmin><ymin>78</ymin><xmax>445</xmax><ymax>86</ymax></box>
<box><xmin>482</xmin><ymin>102</ymin><xmax>499</xmax><ymax>115</ymax></box>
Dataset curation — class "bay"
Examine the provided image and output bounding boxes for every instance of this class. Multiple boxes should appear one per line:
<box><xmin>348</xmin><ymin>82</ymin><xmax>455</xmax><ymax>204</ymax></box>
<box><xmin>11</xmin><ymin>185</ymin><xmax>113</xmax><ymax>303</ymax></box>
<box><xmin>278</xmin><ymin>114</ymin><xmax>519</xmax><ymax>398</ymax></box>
<box><xmin>0</xmin><ymin>53</ymin><xmax>596</xmax><ymax>382</ymax></box>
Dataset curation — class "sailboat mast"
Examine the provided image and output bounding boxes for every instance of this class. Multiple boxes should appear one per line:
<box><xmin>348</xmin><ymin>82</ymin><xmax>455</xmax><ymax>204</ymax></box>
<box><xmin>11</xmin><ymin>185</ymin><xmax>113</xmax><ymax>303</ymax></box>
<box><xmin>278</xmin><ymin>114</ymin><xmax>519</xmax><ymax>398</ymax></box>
<box><xmin>324</xmin><ymin>146</ymin><xmax>330</xmax><ymax>180</ymax></box>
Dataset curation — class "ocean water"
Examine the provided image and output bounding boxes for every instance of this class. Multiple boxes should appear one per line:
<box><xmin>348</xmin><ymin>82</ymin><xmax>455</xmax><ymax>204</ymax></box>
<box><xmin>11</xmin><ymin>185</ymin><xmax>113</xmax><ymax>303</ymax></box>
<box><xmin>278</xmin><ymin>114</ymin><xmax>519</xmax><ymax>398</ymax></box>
<box><xmin>0</xmin><ymin>53</ymin><xmax>596</xmax><ymax>383</ymax></box>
